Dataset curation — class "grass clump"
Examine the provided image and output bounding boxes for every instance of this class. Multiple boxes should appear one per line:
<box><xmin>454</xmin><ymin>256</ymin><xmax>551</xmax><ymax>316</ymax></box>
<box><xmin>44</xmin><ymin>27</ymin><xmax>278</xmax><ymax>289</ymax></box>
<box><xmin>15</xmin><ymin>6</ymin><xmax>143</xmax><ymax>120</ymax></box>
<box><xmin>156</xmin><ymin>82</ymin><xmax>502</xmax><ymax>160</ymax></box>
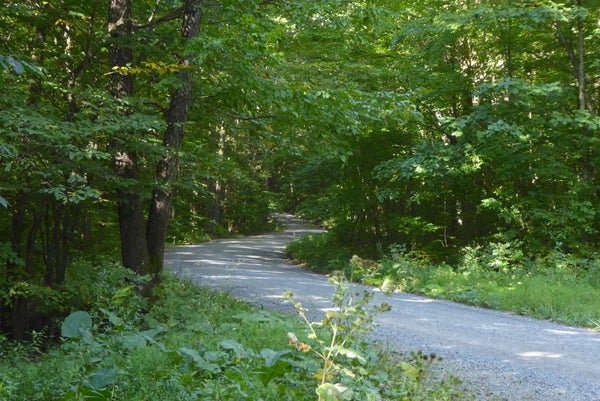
<box><xmin>388</xmin><ymin>246</ymin><xmax>600</xmax><ymax>328</ymax></box>
<box><xmin>0</xmin><ymin>263</ymin><xmax>467</xmax><ymax>401</ymax></box>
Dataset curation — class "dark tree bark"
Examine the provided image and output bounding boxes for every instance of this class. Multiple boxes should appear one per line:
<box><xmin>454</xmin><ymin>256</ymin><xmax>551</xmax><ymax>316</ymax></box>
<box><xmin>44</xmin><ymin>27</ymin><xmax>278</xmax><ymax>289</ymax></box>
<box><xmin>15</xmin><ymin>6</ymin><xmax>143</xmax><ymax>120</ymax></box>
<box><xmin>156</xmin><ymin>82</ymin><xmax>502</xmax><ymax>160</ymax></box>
<box><xmin>108</xmin><ymin>0</ymin><xmax>203</xmax><ymax>282</ymax></box>
<box><xmin>146</xmin><ymin>0</ymin><xmax>203</xmax><ymax>281</ymax></box>
<box><xmin>109</xmin><ymin>0</ymin><xmax>151</xmax><ymax>274</ymax></box>
<box><xmin>108</xmin><ymin>0</ymin><xmax>133</xmax><ymax>96</ymax></box>
<box><xmin>114</xmin><ymin>152</ymin><xmax>150</xmax><ymax>274</ymax></box>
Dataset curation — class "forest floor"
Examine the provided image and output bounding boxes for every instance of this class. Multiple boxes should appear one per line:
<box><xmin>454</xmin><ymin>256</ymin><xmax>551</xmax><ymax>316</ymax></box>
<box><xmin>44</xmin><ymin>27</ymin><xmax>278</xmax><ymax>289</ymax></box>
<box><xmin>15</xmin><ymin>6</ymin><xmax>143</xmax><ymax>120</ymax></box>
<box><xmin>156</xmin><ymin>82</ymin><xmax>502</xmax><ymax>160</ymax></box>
<box><xmin>165</xmin><ymin>214</ymin><xmax>600</xmax><ymax>401</ymax></box>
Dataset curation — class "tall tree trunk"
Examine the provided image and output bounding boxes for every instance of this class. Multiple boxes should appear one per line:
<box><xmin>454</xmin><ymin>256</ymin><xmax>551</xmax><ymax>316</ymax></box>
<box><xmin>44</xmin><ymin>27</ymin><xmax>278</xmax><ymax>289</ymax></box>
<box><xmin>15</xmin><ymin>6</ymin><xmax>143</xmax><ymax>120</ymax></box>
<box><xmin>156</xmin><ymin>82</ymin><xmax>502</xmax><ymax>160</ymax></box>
<box><xmin>557</xmin><ymin>3</ymin><xmax>596</xmax><ymax>185</ymax></box>
<box><xmin>109</xmin><ymin>0</ymin><xmax>151</xmax><ymax>274</ymax></box>
<box><xmin>146</xmin><ymin>0</ymin><xmax>203</xmax><ymax>281</ymax></box>
<box><xmin>206</xmin><ymin>177</ymin><xmax>223</xmax><ymax>224</ymax></box>
<box><xmin>114</xmin><ymin>154</ymin><xmax>150</xmax><ymax>274</ymax></box>
<box><xmin>40</xmin><ymin>201</ymin><xmax>69</xmax><ymax>287</ymax></box>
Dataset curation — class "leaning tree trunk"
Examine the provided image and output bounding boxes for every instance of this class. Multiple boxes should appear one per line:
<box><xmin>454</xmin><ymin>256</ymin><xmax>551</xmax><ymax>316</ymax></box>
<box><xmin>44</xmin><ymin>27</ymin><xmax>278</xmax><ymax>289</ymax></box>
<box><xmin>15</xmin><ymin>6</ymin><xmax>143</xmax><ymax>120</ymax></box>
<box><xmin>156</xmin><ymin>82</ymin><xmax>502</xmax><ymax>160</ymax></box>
<box><xmin>146</xmin><ymin>0</ymin><xmax>203</xmax><ymax>282</ymax></box>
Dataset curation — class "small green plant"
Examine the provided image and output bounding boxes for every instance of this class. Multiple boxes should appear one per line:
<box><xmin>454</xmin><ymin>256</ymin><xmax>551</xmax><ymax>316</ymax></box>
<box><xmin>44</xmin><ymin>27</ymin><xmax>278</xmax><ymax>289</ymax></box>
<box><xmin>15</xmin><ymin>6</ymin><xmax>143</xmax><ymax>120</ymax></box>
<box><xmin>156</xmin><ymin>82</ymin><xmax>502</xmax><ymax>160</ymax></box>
<box><xmin>59</xmin><ymin>311</ymin><xmax>120</xmax><ymax>401</ymax></box>
<box><xmin>371</xmin><ymin>348</ymin><xmax>465</xmax><ymax>401</ymax></box>
<box><xmin>284</xmin><ymin>271</ymin><xmax>392</xmax><ymax>401</ymax></box>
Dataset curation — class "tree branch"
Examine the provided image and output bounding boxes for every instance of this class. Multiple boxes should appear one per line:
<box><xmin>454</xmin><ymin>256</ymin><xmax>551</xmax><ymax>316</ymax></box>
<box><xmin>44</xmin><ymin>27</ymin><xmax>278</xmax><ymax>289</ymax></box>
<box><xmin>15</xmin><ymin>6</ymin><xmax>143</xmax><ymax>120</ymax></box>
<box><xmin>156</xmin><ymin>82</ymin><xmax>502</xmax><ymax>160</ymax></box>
<box><xmin>147</xmin><ymin>0</ymin><xmax>162</xmax><ymax>24</ymax></box>
<box><xmin>555</xmin><ymin>21</ymin><xmax>577</xmax><ymax>73</ymax></box>
<box><xmin>133</xmin><ymin>6</ymin><xmax>186</xmax><ymax>31</ymax></box>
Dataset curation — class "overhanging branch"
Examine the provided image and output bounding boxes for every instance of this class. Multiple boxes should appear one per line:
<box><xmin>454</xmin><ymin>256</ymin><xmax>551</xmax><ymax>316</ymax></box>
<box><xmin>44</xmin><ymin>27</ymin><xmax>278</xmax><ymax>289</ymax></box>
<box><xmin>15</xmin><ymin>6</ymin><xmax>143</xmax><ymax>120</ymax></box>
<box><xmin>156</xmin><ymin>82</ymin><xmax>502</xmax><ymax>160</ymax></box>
<box><xmin>133</xmin><ymin>5</ymin><xmax>186</xmax><ymax>31</ymax></box>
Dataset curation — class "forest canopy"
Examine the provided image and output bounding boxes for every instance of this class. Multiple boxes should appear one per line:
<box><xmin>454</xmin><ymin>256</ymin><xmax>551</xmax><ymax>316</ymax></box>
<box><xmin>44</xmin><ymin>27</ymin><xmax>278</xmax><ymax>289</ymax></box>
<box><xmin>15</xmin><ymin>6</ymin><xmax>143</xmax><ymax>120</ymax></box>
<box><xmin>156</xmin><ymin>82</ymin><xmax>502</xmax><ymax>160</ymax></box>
<box><xmin>2</xmin><ymin>0</ymin><xmax>600</xmax><ymax>339</ymax></box>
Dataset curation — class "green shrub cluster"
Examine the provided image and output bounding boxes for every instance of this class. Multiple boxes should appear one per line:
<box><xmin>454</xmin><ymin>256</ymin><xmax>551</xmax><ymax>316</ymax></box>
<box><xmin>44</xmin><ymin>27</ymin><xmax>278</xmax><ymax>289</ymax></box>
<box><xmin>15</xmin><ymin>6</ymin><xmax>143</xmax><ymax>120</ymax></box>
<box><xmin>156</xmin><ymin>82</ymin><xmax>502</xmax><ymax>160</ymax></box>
<box><xmin>286</xmin><ymin>233</ymin><xmax>354</xmax><ymax>274</ymax></box>
<box><xmin>0</xmin><ymin>266</ymin><xmax>467</xmax><ymax>401</ymax></box>
<box><xmin>0</xmin><ymin>254</ymin><xmax>147</xmax><ymax>341</ymax></box>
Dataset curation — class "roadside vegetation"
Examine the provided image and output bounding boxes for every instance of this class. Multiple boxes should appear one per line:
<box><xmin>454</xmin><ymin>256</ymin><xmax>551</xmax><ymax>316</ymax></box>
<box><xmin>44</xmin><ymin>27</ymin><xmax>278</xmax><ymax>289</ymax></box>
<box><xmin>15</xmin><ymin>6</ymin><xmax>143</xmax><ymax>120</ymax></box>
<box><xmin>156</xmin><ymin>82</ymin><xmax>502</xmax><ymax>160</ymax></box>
<box><xmin>0</xmin><ymin>262</ymin><xmax>468</xmax><ymax>401</ymax></box>
<box><xmin>287</xmin><ymin>233</ymin><xmax>600</xmax><ymax>329</ymax></box>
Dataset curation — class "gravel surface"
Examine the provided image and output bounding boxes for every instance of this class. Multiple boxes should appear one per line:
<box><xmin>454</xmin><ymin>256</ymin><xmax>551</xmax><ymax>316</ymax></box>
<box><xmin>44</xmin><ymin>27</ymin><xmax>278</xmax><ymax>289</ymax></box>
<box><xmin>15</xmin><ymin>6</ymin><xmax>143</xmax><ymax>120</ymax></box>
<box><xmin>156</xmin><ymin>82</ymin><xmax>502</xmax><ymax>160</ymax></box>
<box><xmin>165</xmin><ymin>213</ymin><xmax>600</xmax><ymax>401</ymax></box>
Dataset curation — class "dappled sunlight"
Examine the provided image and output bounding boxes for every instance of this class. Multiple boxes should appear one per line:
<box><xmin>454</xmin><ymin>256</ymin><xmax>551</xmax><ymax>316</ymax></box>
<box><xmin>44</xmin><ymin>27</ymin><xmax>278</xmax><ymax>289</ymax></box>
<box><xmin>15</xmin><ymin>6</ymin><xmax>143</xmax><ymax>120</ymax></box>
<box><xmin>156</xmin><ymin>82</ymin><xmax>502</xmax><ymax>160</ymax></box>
<box><xmin>164</xmin><ymin>214</ymin><xmax>333</xmax><ymax>317</ymax></box>
<box><xmin>393</xmin><ymin>296</ymin><xmax>435</xmax><ymax>303</ymax></box>
<box><xmin>547</xmin><ymin>329</ymin><xmax>581</xmax><ymax>335</ymax></box>
<box><xmin>476</xmin><ymin>323</ymin><xmax>511</xmax><ymax>331</ymax></box>
<box><xmin>204</xmin><ymin>272</ymin><xmax>288</xmax><ymax>280</ymax></box>
<box><xmin>517</xmin><ymin>351</ymin><xmax>564</xmax><ymax>359</ymax></box>
<box><xmin>261</xmin><ymin>293</ymin><xmax>331</xmax><ymax>305</ymax></box>
<box><xmin>546</xmin><ymin>329</ymin><xmax>599</xmax><ymax>339</ymax></box>
<box><xmin>536</xmin><ymin>328</ymin><xmax>600</xmax><ymax>343</ymax></box>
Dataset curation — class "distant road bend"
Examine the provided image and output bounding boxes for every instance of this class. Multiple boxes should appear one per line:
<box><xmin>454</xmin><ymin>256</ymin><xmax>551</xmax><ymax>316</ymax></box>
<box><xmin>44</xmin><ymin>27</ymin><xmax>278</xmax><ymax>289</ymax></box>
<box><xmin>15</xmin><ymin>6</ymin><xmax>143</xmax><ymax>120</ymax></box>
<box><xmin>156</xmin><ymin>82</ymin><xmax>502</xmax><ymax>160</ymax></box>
<box><xmin>165</xmin><ymin>213</ymin><xmax>600</xmax><ymax>401</ymax></box>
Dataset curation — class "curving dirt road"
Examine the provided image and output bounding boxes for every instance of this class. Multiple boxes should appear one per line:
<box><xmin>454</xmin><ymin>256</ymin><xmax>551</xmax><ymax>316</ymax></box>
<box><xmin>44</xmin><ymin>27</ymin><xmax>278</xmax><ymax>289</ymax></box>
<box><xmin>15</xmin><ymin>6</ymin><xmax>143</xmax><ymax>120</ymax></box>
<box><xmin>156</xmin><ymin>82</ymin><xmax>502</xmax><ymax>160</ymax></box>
<box><xmin>164</xmin><ymin>213</ymin><xmax>600</xmax><ymax>401</ymax></box>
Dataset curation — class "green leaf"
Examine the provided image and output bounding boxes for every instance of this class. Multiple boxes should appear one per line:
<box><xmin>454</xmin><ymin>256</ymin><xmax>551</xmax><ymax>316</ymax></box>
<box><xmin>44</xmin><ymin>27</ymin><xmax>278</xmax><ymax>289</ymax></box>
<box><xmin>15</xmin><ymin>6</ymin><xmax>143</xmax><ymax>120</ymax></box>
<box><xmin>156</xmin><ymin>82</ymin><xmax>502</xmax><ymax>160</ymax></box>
<box><xmin>218</xmin><ymin>339</ymin><xmax>245</xmax><ymax>357</ymax></box>
<box><xmin>121</xmin><ymin>334</ymin><xmax>147</xmax><ymax>350</ymax></box>
<box><xmin>0</xmin><ymin>55</ymin><xmax>7</xmax><ymax>71</ymax></box>
<box><xmin>6</xmin><ymin>56</ymin><xmax>24</xmax><ymax>75</ymax></box>
<box><xmin>61</xmin><ymin>311</ymin><xmax>92</xmax><ymax>339</ymax></box>
<box><xmin>256</xmin><ymin>348</ymin><xmax>292</xmax><ymax>385</ymax></box>
<box><xmin>177</xmin><ymin>347</ymin><xmax>220</xmax><ymax>373</ymax></box>
<box><xmin>140</xmin><ymin>326</ymin><xmax>167</xmax><ymax>341</ymax></box>
<box><xmin>177</xmin><ymin>347</ymin><xmax>205</xmax><ymax>365</ymax></box>
<box><xmin>401</xmin><ymin>362</ymin><xmax>420</xmax><ymax>379</ymax></box>
<box><xmin>336</xmin><ymin>347</ymin><xmax>366</xmax><ymax>364</ymax></box>
<box><xmin>99</xmin><ymin>308</ymin><xmax>124</xmax><ymax>327</ymax></box>
<box><xmin>316</xmin><ymin>383</ymin><xmax>354</xmax><ymax>401</ymax></box>
<box><xmin>0</xmin><ymin>55</ymin><xmax>25</xmax><ymax>75</ymax></box>
<box><xmin>86</xmin><ymin>368</ymin><xmax>117</xmax><ymax>390</ymax></box>
<box><xmin>259</xmin><ymin>348</ymin><xmax>291</xmax><ymax>368</ymax></box>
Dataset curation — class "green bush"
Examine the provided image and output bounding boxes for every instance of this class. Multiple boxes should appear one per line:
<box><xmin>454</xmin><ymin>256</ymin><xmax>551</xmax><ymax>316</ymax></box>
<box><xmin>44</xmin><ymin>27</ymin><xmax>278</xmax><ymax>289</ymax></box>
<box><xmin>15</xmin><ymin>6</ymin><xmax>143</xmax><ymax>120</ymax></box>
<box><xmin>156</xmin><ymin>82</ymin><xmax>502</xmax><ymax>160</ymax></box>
<box><xmin>286</xmin><ymin>233</ymin><xmax>353</xmax><ymax>273</ymax></box>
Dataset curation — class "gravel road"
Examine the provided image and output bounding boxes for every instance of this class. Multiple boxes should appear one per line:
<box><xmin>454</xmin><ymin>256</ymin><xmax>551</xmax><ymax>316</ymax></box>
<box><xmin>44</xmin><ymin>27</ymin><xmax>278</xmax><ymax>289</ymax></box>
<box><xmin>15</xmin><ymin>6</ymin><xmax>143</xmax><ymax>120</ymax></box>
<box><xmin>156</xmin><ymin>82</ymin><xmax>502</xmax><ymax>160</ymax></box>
<box><xmin>165</xmin><ymin>213</ymin><xmax>600</xmax><ymax>401</ymax></box>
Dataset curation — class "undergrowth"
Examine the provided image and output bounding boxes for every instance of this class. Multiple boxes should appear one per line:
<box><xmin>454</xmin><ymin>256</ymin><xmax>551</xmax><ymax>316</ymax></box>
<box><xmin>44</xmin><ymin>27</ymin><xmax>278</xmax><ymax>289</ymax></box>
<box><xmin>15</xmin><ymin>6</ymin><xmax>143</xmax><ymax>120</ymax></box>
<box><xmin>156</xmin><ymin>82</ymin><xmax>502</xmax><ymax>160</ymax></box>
<box><xmin>0</xmin><ymin>263</ymin><xmax>467</xmax><ymax>401</ymax></box>
<box><xmin>286</xmin><ymin>233</ymin><xmax>355</xmax><ymax>274</ymax></box>
<box><xmin>287</xmin><ymin>236</ymin><xmax>600</xmax><ymax>328</ymax></box>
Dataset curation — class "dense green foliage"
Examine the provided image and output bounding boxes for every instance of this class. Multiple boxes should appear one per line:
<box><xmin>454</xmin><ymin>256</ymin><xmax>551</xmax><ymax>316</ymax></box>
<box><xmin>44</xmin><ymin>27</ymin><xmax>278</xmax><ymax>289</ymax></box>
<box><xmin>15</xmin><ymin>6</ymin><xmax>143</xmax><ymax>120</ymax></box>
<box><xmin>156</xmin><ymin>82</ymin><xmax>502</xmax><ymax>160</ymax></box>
<box><xmin>280</xmin><ymin>0</ymin><xmax>600</xmax><ymax>260</ymax></box>
<box><xmin>1</xmin><ymin>0</ymin><xmax>356</xmax><ymax>339</ymax></box>
<box><xmin>3</xmin><ymin>3</ymin><xmax>600</xmax><ymax>398</ymax></box>
<box><xmin>276</xmin><ymin>0</ymin><xmax>600</xmax><ymax>329</ymax></box>
<box><xmin>0</xmin><ymin>269</ymin><xmax>466</xmax><ymax>401</ymax></box>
